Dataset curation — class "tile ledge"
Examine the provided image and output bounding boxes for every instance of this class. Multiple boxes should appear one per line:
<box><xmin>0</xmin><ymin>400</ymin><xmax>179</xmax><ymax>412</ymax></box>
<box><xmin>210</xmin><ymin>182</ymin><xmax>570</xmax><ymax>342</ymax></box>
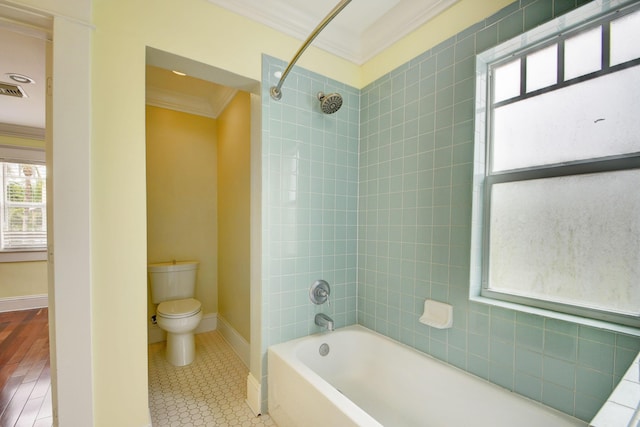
<box><xmin>591</xmin><ymin>353</ymin><xmax>640</xmax><ymax>427</ymax></box>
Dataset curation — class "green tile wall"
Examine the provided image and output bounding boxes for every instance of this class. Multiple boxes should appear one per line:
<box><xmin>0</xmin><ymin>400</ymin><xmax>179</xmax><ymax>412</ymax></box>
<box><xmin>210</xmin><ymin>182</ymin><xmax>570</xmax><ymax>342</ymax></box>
<box><xmin>261</xmin><ymin>55</ymin><xmax>359</xmax><ymax>351</ymax></box>
<box><xmin>358</xmin><ymin>0</ymin><xmax>640</xmax><ymax>421</ymax></box>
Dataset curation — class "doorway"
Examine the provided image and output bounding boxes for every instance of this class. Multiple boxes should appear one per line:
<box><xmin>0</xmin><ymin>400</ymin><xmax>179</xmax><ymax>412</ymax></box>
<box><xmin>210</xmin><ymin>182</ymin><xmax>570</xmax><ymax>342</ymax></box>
<box><xmin>145</xmin><ymin>47</ymin><xmax>263</xmax><ymax>418</ymax></box>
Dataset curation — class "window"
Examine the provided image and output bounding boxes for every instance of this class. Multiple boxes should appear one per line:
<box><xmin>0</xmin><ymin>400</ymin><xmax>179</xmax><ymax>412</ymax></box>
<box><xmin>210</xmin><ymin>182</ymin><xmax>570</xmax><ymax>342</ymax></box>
<box><xmin>0</xmin><ymin>146</ymin><xmax>47</xmax><ymax>260</ymax></box>
<box><xmin>472</xmin><ymin>4</ymin><xmax>640</xmax><ymax>328</ymax></box>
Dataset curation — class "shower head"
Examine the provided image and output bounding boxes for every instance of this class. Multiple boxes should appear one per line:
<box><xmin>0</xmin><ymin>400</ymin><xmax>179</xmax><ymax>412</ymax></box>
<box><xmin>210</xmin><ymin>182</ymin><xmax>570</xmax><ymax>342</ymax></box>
<box><xmin>317</xmin><ymin>92</ymin><xmax>343</xmax><ymax>114</ymax></box>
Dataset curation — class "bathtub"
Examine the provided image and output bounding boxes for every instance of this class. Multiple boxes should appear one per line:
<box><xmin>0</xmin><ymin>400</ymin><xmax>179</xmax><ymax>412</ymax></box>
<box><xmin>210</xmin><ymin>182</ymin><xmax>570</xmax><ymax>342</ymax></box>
<box><xmin>268</xmin><ymin>325</ymin><xmax>587</xmax><ymax>427</ymax></box>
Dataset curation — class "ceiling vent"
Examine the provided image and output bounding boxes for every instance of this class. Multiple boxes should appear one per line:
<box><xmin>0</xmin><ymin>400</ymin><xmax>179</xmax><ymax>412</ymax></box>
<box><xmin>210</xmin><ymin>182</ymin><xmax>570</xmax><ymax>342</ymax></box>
<box><xmin>0</xmin><ymin>81</ymin><xmax>27</xmax><ymax>98</ymax></box>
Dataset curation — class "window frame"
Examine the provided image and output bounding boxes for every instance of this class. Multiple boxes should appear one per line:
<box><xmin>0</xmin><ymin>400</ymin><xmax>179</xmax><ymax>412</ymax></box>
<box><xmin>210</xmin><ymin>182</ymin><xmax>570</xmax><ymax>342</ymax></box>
<box><xmin>471</xmin><ymin>0</ymin><xmax>640</xmax><ymax>332</ymax></box>
<box><xmin>0</xmin><ymin>145</ymin><xmax>47</xmax><ymax>263</ymax></box>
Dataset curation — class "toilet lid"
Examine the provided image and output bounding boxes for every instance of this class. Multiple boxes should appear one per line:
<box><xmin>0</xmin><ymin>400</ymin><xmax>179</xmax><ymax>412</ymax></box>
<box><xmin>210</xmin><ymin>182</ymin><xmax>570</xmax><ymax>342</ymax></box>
<box><xmin>157</xmin><ymin>298</ymin><xmax>201</xmax><ymax>318</ymax></box>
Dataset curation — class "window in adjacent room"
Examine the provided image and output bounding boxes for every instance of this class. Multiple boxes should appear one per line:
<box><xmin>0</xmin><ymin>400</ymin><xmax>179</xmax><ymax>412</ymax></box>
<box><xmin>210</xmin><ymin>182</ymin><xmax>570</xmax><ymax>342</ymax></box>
<box><xmin>0</xmin><ymin>147</ymin><xmax>47</xmax><ymax>260</ymax></box>
<box><xmin>471</xmin><ymin>3</ymin><xmax>640</xmax><ymax>328</ymax></box>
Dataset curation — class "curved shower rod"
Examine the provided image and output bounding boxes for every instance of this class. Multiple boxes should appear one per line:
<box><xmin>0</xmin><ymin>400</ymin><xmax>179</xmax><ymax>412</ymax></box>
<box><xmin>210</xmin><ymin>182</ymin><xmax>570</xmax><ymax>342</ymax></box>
<box><xmin>270</xmin><ymin>0</ymin><xmax>352</xmax><ymax>101</ymax></box>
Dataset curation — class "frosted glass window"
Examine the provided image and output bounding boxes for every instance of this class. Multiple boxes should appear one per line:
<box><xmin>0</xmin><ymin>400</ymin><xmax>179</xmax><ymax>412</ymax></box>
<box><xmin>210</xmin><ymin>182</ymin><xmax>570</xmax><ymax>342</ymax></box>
<box><xmin>564</xmin><ymin>27</ymin><xmax>602</xmax><ymax>80</ymax></box>
<box><xmin>488</xmin><ymin>170</ymin><xmax>640</xmax><ymax>316</ymax></box>
<box><xmin>476</xmin><ymin>2</ymin><xmax>640</xmax><ymax>328</ymax></box>
<box><xmin>610</xmin><ymin>9</ymin><xmax>640</xmax><ymax>66</ymax></box>
<box><xmin>492</xmin><ymin>64</ymin><xmax>640</xmax><ymax>171</ymax></box>
<box><xmin>493</xmin><ymin>59</ymin><xmax>520</xmax><ymax>103</ymax></box>
<box><xmin>526</xmin><ymin>45</ymin><xmax>557</xmax><ymax>92</ymax></box>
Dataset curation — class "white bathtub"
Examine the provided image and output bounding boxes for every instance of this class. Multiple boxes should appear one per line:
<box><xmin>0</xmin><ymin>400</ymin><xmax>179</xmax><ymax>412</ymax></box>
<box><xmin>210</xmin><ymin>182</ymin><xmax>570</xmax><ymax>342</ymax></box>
<box><xmin>268</xmin><ymin>325</ymin><xmax>587</xmax><ymax>427</ymax></box>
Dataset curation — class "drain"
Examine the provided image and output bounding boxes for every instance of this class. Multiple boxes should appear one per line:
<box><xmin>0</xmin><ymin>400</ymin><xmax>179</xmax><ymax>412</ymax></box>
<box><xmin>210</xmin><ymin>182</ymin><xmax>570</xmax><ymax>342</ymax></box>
<box><xmin>319</xmin><ymin>343</ymin><xmax>330</xmax><ymax>356</ymax></box>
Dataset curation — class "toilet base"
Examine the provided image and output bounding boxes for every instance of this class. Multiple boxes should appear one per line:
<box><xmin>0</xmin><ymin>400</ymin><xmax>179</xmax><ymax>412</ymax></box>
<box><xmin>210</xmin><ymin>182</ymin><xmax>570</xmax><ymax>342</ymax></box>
<box><xmin>166</xmin><ymin>332</ymin><xmax>196</xmax><ymax>366</ymax></box>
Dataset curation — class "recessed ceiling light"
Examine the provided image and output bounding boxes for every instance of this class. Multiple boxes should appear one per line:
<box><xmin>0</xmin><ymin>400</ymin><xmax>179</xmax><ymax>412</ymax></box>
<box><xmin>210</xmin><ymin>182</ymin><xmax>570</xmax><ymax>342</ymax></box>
<box><xmin>172</xmin><ymin>70</ymin><xmax>187</xmax><ymax>76</ymax></box>
<box><xmin>7</xmin><ymin>73</ymin><xmax>35</xmax><ymax>84</ymax></box>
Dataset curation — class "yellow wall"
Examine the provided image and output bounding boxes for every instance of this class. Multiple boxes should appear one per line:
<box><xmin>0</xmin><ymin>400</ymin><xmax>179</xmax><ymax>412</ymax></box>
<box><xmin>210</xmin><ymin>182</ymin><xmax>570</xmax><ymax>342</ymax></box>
<box><xmin>0</xmin><ymin>261</ymin><xmax>47</xmax><ymax>298</ymax></box>
<box><xmin>217</xmin><ymin>92</ymin><xmax>251</xmax><ymax>342</ymax></box>
<box><xmin>145</xmin><ymin>106</ymin><xmax>218</xmax><ymax>317</ymax></box>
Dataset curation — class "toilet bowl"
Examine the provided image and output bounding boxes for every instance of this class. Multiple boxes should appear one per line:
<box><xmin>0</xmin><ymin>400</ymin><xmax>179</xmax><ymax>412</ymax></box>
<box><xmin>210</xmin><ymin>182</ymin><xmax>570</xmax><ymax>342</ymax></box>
<box><xmin>148</xmin><ymin>261</ymin><xmax>202</xmax><ymax>366</ymax></box>
<box><xmin>156</xmin><ymin>298</ymin><xmax>202</xmax><ymax>366</ymax></box>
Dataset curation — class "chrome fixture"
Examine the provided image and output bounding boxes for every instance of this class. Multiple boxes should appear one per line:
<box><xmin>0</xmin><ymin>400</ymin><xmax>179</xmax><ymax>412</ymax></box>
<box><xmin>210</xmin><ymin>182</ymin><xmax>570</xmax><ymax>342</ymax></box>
<box><xmin>270</xmin><ymin>0</ymin><xmax>352</xmax><ymax>101</ymax></box>
<box><xmin>310</xmin><ymin>280</ymin><xmax>330</xmax><ymax>305</ymax></box>
<box><xmin>317</xmin><ymin>92</ymin><xmax>343</xmax><ymax>114</ymax></box>
<box><xmin>315</xmin><ymin>313</ymin><xmax>335</xmax><ymax>331</ymax></box>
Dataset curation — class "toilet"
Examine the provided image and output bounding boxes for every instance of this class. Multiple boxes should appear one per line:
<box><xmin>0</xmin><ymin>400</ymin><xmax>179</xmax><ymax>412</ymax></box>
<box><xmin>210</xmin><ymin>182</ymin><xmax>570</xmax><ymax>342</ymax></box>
<box><xmin>148</xmin><ymin>261</ymin><xmax>203</xmax><ymax>366</ymax></box>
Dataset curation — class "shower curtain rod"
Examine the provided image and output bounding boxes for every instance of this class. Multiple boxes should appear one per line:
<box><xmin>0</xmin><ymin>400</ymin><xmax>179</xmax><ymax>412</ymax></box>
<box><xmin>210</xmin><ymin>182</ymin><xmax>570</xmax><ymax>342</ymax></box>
<box><xmin>270</xmin><ymin>0</ymin><xmax>352</xmax><ymax>101</ymax></box>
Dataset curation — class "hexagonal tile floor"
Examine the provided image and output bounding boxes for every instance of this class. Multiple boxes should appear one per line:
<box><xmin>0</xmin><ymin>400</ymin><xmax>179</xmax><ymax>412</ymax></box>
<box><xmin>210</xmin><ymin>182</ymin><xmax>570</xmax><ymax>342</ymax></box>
<box><xmin>148</xmin><ymin>331</ymin><xmax>275</xmax><ymax>426</ymax></box>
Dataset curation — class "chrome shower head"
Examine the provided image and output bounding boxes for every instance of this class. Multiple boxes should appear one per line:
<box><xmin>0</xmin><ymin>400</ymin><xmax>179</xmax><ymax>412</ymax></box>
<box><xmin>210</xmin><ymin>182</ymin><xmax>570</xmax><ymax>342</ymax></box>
<box><xmin>317</xmin><ymin>92</ymin><xmax>343</xmax><ymax>114</ymax></box>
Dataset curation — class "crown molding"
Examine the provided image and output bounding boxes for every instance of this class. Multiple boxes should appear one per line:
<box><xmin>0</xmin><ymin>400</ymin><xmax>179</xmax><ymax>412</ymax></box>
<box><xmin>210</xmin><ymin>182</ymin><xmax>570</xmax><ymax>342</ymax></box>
<box><xmin>0</xmin><ymin>123</ymin><xmax>44</xmax><ymax>140</ymax></box>
<box><xmin>146</xmin><ymin>85</ymin><xmax>237</xmax><ymax>119</ymax></box>
<box><xmin>206</xmin><ymin>0</ymin><xmax>459</xmax><ymax>65</ymax></box>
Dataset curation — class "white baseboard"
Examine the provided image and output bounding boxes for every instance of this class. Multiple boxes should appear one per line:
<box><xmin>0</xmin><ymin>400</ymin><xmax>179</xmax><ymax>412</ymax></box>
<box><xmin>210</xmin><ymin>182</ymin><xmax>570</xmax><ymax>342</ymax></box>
<box><xmin>245</xmin><ymin>372</ymin><xmax>262</xmax><ymax>416</ymax></box>
<box><xmin>0</xmin><ymin>294</ymin><xmax>48</xmax><ymax>313</ymax></box>
<box><xmin>217</xmin><ymin>315</ymin><xmax>250</xmax><ymax>368</ymax></box>
<box><xmin>195</xmin><ymin>312</ymin><xmax>218</xmax><ymax>334</ymax></box>
<box><xmin>148</xmin><ymin>312</ymin><xmax>218</xmax><ymax>344</ymax></box>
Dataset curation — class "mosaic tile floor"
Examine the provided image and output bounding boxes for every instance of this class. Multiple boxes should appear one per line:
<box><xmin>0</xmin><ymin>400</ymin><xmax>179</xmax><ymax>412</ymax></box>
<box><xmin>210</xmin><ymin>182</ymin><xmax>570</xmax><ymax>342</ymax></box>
<box><xmin>148</xmin><ymin>331</ymin><xmax>275</xmax><ymax>427</ymax></box>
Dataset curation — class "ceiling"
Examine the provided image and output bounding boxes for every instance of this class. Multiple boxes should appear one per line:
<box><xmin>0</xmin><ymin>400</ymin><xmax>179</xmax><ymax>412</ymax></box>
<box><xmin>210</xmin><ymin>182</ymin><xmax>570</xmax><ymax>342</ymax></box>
<box><xmin>207</xmin><ymin>0</ymin><xmax>460</xmax><ymax>65</ymax></box>
<box><xmin>0</xmin><ymin>25</ymin><xmax>47</xmax><ymax>139</ymax></box>
<box><xmin>0</xmin><ymin>0</ymin><xmax>460</xmax><ymax>135</ymax></box>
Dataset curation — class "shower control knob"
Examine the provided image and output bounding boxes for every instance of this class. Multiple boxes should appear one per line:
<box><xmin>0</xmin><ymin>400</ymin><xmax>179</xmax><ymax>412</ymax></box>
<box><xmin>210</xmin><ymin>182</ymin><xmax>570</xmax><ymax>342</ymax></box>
<box><xmin>310</xmin><ymin>280</ymin><xmax>331</xmax><ymax>305</ymax></box>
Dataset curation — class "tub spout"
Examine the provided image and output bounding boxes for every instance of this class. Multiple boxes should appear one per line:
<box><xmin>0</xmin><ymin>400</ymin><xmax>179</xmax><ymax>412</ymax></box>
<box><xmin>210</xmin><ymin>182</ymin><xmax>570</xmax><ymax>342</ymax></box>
<box><xmin>315</xmin><ymin>313</ymin><xmax>334</xmax><ymax>331</ymax></box>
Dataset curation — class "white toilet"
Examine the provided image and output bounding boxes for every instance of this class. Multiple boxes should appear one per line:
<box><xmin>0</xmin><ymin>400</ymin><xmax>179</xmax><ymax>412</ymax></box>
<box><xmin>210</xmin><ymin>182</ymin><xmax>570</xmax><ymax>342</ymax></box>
<box><xmin>148</xmin><ymin>261</ymin><xmax>203</xmax><ymax>366</ymax></box>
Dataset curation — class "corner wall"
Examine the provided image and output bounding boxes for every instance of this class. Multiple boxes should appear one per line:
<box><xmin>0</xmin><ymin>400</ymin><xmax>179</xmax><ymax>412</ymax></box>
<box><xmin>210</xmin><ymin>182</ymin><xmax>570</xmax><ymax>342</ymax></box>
<box><xmin>217</xmin><ymin>92</ymin><xmax>252</xmax><ymax>343</ymax></box>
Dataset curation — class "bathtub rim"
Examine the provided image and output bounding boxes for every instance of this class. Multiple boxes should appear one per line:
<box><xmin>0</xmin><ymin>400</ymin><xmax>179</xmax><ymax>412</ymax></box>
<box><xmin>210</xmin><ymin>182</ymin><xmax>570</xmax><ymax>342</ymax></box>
<box><xmin>267</xmin><ymin>324</ymin><xmax>588</xmax><ymax>426</ymax></box>
<box><xmin>268</xmin><ymin>326</ymin><xmax>382</xmax><ymax>426</ymax></box>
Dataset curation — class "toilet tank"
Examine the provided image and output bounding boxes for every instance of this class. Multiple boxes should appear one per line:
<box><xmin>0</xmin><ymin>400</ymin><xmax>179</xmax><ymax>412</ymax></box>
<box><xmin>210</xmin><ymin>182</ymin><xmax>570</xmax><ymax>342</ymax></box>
<box><xmin>148</xmin><ymin>261</ymin><xmax>199</xmax><ymax>304</ymax></box>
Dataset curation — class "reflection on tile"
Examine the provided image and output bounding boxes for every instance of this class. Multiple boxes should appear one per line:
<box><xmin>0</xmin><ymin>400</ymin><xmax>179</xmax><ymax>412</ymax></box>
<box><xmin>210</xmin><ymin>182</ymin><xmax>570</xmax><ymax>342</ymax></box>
<box><xmin>149</xmin><ymin>331</ymin><xmax>274</xmax><ymax>426</ymax></box>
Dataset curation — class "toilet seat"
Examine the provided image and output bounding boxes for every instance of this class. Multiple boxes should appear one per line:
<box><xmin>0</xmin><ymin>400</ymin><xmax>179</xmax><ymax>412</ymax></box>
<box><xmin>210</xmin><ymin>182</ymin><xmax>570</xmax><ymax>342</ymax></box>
<box><xmin>157</xmin><ymin>298</ymin><xmax>201</xmax><ymax>318</ymax></box>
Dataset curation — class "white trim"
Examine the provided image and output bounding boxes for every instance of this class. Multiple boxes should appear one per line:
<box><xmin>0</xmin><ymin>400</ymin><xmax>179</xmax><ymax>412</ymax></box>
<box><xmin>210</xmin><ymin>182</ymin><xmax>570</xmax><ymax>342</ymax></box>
<box><xmin>0</xmin><ymin>144</ymin><xmax>45</xmax><ymax>162</ymax></box>
<box><xmin>195</xmin><ymin>312</ymin><xmax>218</xmax><ymax>334</ymax></box>
<box><xmin>470</xmin><ymin>0</ymin><xmax>640</xmax><ymax>338</ymax></box>
<box><xmin>0</xmin><ymin>250</ymin><xmax>47</xmax><ymax>262</ymax></box>
<box><xmin>217</xmin><ymin>315</ymin><xmax>250</xmax><ymax>368</ymax></box>
<box><xmin>0</xmin><ymin>124</ymin><xmax>45</xmax><ymax>140</ymax></box>
<box><xmin>205</xmin><ymin>0</ymin><xmax>458</xmax><ymax>65</ymax></box>
<box><xmin>0</xmin><ymin>293</ymin><xmax>47</xmax><ymax>312</ymax></box>
<box><xmin>148</xmin><ymin>312</ymin><xmax>218</xmax><ymax>344</ymax></box>
<box><xmin>245</xmin><ymin>372</ymin><xmax>262</xmax><ymax>416</ymax></box>
<box><xmin>146</xmin><ymin>86</ymin><xmax>217</xmax><ymax>119</ymax></box>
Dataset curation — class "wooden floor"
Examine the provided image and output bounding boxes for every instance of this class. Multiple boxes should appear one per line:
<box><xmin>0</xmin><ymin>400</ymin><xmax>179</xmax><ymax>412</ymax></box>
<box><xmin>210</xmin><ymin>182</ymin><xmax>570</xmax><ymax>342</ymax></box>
<box><xmin>0</xmin><ymin>308</ymin><xmax>52</xmax><ymax>427</ymax></box>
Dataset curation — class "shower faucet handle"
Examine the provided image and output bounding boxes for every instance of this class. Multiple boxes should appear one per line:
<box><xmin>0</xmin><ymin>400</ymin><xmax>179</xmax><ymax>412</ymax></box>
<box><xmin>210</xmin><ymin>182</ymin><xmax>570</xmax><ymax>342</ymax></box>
<box><xmin>310</xmin><ymin>280</ymin><xmax>331</xmax><ymax>305</ymax></box>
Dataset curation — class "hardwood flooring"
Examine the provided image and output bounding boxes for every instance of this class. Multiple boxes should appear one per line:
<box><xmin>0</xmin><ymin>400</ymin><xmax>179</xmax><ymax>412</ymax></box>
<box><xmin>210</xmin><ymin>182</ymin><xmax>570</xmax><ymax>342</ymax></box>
<box><xmin>0</xmin><ymin>308</ymin><xmax>52</xmax><ymax>427</ymax></box>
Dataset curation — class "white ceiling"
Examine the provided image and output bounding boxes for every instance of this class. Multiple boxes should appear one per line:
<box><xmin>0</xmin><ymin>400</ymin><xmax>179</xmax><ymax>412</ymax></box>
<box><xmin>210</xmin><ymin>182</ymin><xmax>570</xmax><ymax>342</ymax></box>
<box><xmin>0</xmin><ymin>0</ymin><xmax>460</xmax><ymax>134</ymax></box>
<box><xmin>0</xmin><ymin>25</ymin><xmax>47</xmax><ymax>138</ymax></box>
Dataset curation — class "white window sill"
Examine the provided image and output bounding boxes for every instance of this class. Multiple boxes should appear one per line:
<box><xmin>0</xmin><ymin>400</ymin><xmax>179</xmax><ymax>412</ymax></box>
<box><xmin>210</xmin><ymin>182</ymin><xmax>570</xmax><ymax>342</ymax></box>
<box><xmin>469</xmin><ymin>295</ymin><xmax>640</xmax><ymax>338</ymax></box>
<box><xmin>0</xmin><ymin>251</ymin><xmax>48</xmax><ymax>263</ymax></box>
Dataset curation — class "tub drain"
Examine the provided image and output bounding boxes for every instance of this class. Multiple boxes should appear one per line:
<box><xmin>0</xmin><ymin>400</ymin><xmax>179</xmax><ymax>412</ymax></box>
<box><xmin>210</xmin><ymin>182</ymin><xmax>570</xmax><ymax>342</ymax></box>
<box><xmin>319</xmin><ymin>343</ymin><xmax>330</xmax><ymax>356</ymax></box>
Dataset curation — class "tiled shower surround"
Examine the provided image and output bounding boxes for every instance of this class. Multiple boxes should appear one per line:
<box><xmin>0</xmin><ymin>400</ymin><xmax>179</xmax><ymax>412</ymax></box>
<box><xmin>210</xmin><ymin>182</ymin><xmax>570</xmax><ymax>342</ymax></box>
<box><xmin>261</xmin><ymin>0</ymin><xmax>640</xmax><ymax>422</ymax></box>
<box><xmin>261</xmin><ymin>56</ymin><xmax>360</xmax><ymax>344</ymax></box>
